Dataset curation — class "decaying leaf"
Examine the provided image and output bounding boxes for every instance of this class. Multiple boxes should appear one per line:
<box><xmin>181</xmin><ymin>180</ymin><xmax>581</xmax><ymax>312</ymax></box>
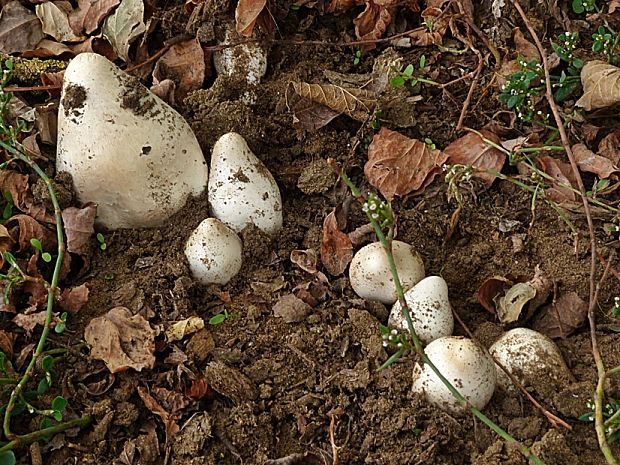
<box><xmin>58</xmin><ymin>284</ymin><xmax>89</xmax><ymax>313</ymax></box>
<box><xmin>477</xmin><ymin>275</ymin><xmax>511</xmax><ymax>314</ymax></box>
<box><xmin>532</xmin><ymin>292</ymin><xmax>587</xmax><ymax>339</ymax></box>
<box><xmin>69</xmin><ymin>0</ymin><xmax>120</xmax><ymax>35</ymax></box>
<box><xmin>102</xmin><ymin>0</ymin><xmax>146</xmax><ymax>61</ymax></box>
<box><xmin>204</xmin><ymin>361</ymin><xmax>258</xmax><ymax>402</ymax></box>
<box><xmin>365</xmin><ymin>127</ymin><xmax>448</xmax><ymax>200</ymax></box>
<box><xmin>518</xmin><ymin>156</ymin><xmax>578</xmax><ymax>203</ymax></box>
<box><xmin>290</xmin><ymin>249</ymin><xmax>318</xmax><ymax>274</ymax></box>
<box><xmin>0</xmin><ymin>330</ymin><xmax>16</xmax><ymax>358</ymax></box>
<box><xmin>273</xmin><ymin>293</ymin><xmax>312</xmax><ymax>323</ymax></box>
<box><xmin>598</xmin><ymin>131</ymin><xmax>620</xmax><ymax>166</ymax></box>
<box><xmin>85</xmin><ymin>306</ymin><xmax>156</xmax><ymax>373</ymax></box>
<box><xmin>285</xmin><ymin>83</ymin><xmax>341</xmax><ymax>132</ymax></box>
<box><xmin>576</xmin><ymin>61</ymin><xmax>620</xmax><ymax>111</ymax></box>
<box><xmin>35</xmin><ymin>1</ymin><xmax>84</xmax><ymax>43</ymax></box>
<box><xmin>512</xmin><ymin>27</ymin><xmax>540</xmax><ymax>62</ymax></box>
<box><xmin>407</xmin><ymin>7</ymin><xmax>450</xmax><ymax>46</ymax></box>
<box><xmin>290</xmin><ymin>82</ymin><xmax>376</xmax><ymax>122</ymax></box>
<box><xmin>443</xmin><ymin>129</ymin><xmax>506</xmax><ymax>187</ymax></box>
<box><xmin>137</xmin><ymin>387</ymin><xmax>180</xmax><ymax>440</ymax></box>
<box><xmin>152</xmin><ymin>39</ymin><xmax>205</xmax><ymax>102</ymax></box>
<box><xmin>62</xmin><ymin>203</ymin><xmax>97</xmax><ymax>256</ymax></box>
<box><xmin>0</xmin><ymin>1</ymin><xmax>45</xmax><ymax>54</ymax></box>
<box><xmin>13</xmin><ymin>311</ymin><xmax>61</xmax><ymax>336</ymax></box>
<box><xmin>320</xmin><ymin>209</ymin><xmax>352</xmax><ymax>276</ymax></box>
<box><xmin>496</xmin><ymin>282</ymin><xmax>536</xmax><ymax>324</ymax></box>
<box><xmin>572</xmin><ymin>143</ymin><xmax>618</xmax><ymax>179</ymax></box>
<box><xmin>165</xmin><ymin>316</ymin><xmax>204</xmax><ymax>342</ymax></box>
<box><xmin>353</xmin><ymin>0</ymin><xmax>394</xmax><ymax>47</ymax></box>
<box><xmin>5</xmin><ymin>214</ymin><xmax>56</xmax><ymax>252</ymax></box>
<box><xmin>235</xmin><ymin>0</ymin><xmax>267</xmax><ymax>36</ymax></box>
<box><xmin>0</xmin><ymin>170</ymin><xmax>53</xmax><ymax>223</ymax></box>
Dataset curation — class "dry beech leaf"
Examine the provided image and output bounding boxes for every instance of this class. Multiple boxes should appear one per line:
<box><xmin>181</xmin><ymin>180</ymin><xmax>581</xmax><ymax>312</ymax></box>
<box><xmin>69</xmin><ymin>0</ymin><xmax>120</xmax><ymax>35</ymax></box>
<box><xmin>152</xmin><ymin>38</ymin><xmax>205</xmax><ymax>102</ymax></box>
<box><xmin>102</xmin><ymin>0</ymin><xmax>146</xmax><ymax>62</ymax></box>
<box><xmin>273</xmin><ymin>293</ymin><xmax>312</xmax><ymax>323</ymax></box>
<box><xmin>576</xmin><ymin>61</ymin><xmax>620</xmax><ymax>111</ymax></box>
<box><xmin>518</xmin><ymin>156</ymin><xmax>577</xmax><ymax>203</ymax></box>
<box><xmin>496</xmin><ymin>282</ymin><xmax>536</xmax><ymax>323</ymax></box>
<box><xmin>326</xmin><ymin>0</ymin><xmax>359</xmax><ymax>12</ymax></box>
<box><xmin>598</xmin><ymin>131</ymin><xmax>620</xmax><ymax>166</ymax></box>
<box><xmin>285</xmin><ymin>83</ymin><xmax>341</xmax><ymax>132</ymax></box>
<box><xmin>58</xmin><ymin>284</ymin><xmax>89</xmax><ymax>313</ymax></box>
<box><xmin>572</xmin><ymin>143</ymin><xmax>618</xmax><ymax>179</ymax></box>
<box><xmin>85</xmin><ymin>306</ymin><xmax>156</xmax><ymax>373</ymax></box>
<box><xmin>443</xmin><ymin>129</ymin><xmax>505</xmax><ymax>188</ymax></box>
<box><xmin>0</xmin><ymin>1</ymin><xmax>45</xmax><ymax>54</ymax></box>
<box><xmin>291</xmin><ymin>82</ymin><xmax>376</xmax><ymax>121</ymax></box>
<box><xmin>14</xmin><ymin>311</ymin><xmax>60</xmax><ymax>336</ymax></box>
<box><xmin>0</xmin><ymin>330</ymin><xmax>16</xmax><ymax>358</ymax></box>
<box><xmin>165</xmin><ymin>316</ymin><xmax>204</xmax><ymax>342</ymax></box>
<box><xmin>235</xmin><ymin>0</ymin><xmax>267</xmax><ymax>36</ymax></box>
<box><xmin>353</xmin><ymin>0</ymin><xmax>394</xmax><ymax>48</ymax></box>
<box><xmin>365</xmin><ymin>127</ymin><xmax>448</xmax><ymax>200</ymax></box>
<box><xmin>512</xmin><ymin>27</ymin><xmax>540</xmax><ymax>62</ymax></box>
<box><xmin>5</xmin><ymin>214</ymin><xmax>56</xmax><ymax>252</ymax></box>
<box><xmin>476</xmin><ymin>276</ymin><xmax>511</xmax><ymax>314</ymax></box>
<box><xmin>62</xmin><ymin>203</ymin><xmax>97</xmax><ymax>256</ymax></box>
<box><xmin>320</xmin><ymin>209</ymin><xmax>353</xmax><ymax>276</ymax></box>
<box><xmin>35</xmin><ymin>1</ymin><xmax>84</xmax><ymax>43</ymax></box>
<box><xmin>532</xmin><ymin>291</ymin><xmax>587</xmax><ymax>339</ymax></box>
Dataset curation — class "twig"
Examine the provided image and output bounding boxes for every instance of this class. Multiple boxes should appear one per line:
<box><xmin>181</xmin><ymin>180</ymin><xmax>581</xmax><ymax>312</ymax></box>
<box><xmin>0</xmin><ymin>416</ymin><xmax>91</xmax><ymax>453</ymax></box>
<box><xmin>327</xmin><ymin>408</ymin><xmax>342</xmax><ymax>465</ymax></box>
<box><xmin>456</xmin><ymin>54</ymin><xmax>484</xmax><ymax>131</ymax></box>
<box><xmin>511</xmin><ymin>2</ymin><xmax>614</xmax><ymax>463</ymax></box>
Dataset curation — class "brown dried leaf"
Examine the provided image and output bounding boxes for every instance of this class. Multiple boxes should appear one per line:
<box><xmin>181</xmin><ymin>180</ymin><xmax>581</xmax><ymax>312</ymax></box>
<box><xmin>443</xmin><ymin>129</ymin><xmax>506</xmax><ymax>188</ymax></box>
<box><xmin>576</xmin><ymin>61</ymin><xmax>620</xmax><ymax>111</ymax></box>
<box><xmin>62</xmin><ymin>203</ymin><xmax>96</xmax><ymax>256</ymax></box>
<box><xmin>598</xmin><ymin>131</ymin><xmax>620</xmax><ymax>166</ymax></box>
<box><xmin>21</xmin><ymin>39</ymin><xmax>72</xmax><ymax>58</ymax></box>
<box><xmin>35</xmin><ymin>1</ymin><xmax>84</xmax><ymax>42</ymax></box>
<box><xmin>152</xmin><ymin>386</ymin><xmax>191</xmax><ymax>414</ymax></box>
<box><xmin>519</xmin><ymin>156</ymin><xmax>578</xmax><ymax>202</ymax></box>
<box><xmin>186</xmin><ymin>377</ymin><xmax>212</xmax><ymax>400</ymax></box>
<box><xmin>285</xmin><ymin>83</ymin><xmax>340</xmax><ymax>132</ymax></box>
<box><xmin>58</xmin><ymin>284</ymin><xmax>89</xmax><ymax>314</ymax></box>
<box><xmin>532</xmin><ymin>292</ymin><xmax>587</xmax><ymax>339</ymax></box>
<box><xmin>326</xmin><ymin>0</ymin><xmax>359</xmax><ymax>12</ymax></box>
<box><xmin>0</xmin><ymin>1</ymin><xmax>45</xmax><ymax>54</ymax></box>
<box><xmin>13</xmin><ymin>311</ymin><xmax>60</xmax><ymax>336</ymax></box>
<box><xmin>290</xmin><ymin>249</ymin><xmax>318</xmax><ymax>274</ymax></box>
<box><xmin>572</xmin><ymin>143</ymin><xmax>618</xmax><ymax>178</ymax></box>
<box><xmin>235</xmin><ymin>0</ymin><xmax>266</xmax><ymax>36</ymax></box>
<box><xmin>85</xmin><ymin>306</ymin><xmax>156</xmax><ymax>373</ymax></box>
<box><xmin>512</xmin><ymin>27</ymin><xmax>540</xmax><ymax>62</ymax></box>
<box><xmin>273</xmin><ymin>293</ymin><xmax>312</xmax><ymax>323</ymax></box>
<box><xmin>291</xmin><ymin>82</ymin><xmax>376</xmax><ymax>121</ymax></box>
<box><xmin>0</xmin><ymin>224</ymin><xmax>14</xmax><ymax>259</ymax></box>
<box><xmin>365</xmin><ymin>127</ymin><xmax>448</xmax><ymax>200</ymax></box>
<box><xmin>165</xmin><ymin>316</ymin><xmax>204</xmax><ymax>342</ymax></box>
<box><xmin>152</xmin><ymin>38</ymin><xmax>205</xmax><ymax>102</ymax></box>
<box><xmin>0</xmin><ymin>329</ymin><xmax>16</xmax><ymax>357</ymax></box>
<box><xmin>611</xmin><ymin>0</ymin><xmax>620</xmax><ymax>13</ymax></box>
<box><xmin>5</xmin><ymin>214</ymin><xmax>56</xmax><ymax>252</ymax></box>
<box><xmin>69</xmin><ymin>0</ymin><xmax>120</xmax><ymax>35</ymax></box>
<box><xmin>137</xmin><ymin>387</ymin><xmax>180</xmax><ymax>439</ymax></box>
<box><xmin>407</xmin><ymin>7</ymin><xmax>449</xmax><ymax>46</ymax></box>
<box><xmin>353</xmin><ymin>0</ymin><xmax>393</xmax><ymax>48</ymax></box>
<box><xmin>476</xmin><ymin>276</ymin><xmax>511</xmax><ymax>314</ymax></box>
<box><xmin>320</xmin><ymin>209</ymin><xmax>352</xmax><ymax>276</ymax></box>
<box><xmin>150</xmin><ymin>79</ymin><xmax>176</xmax><ymax>105</ymax></box>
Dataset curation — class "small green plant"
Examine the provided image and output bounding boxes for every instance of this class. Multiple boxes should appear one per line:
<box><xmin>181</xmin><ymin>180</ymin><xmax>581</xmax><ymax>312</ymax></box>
<box><xmin>30</xmin><ymin>238</ymin><xmax>51</xmax><ymax>263</ymax></box>
<box><xmin>96</xmin><ymin>232</ymin><xmax>107</xmax><ymax>251</ymax></box>
<box><xmin>390</xmin><ymin>55</ymin><xmax>433</xmax><ymax>88</ymax></box>
<box><xmin>209</xmin><ymin>309</ymin><xmax>230</xmax><ymax>325</ymax></box>
<box><xmin>443</xmin><ymin>163</ymin><xmax>474</xmax><ymax>207</ymax></box>
<box><xmin>613</xmin><ymin>297</ymin><xmax>620</xmax><ymax>317</ymax></box>
<box><xmin>580</xmin><ymin>399</ymin><xmax>620</xmax><ymax>443</ymax></box>
<box><xmin>1</xmin><ymin>192</ymin><xmax>12</xmax><ymax>222</ymax></box>
<box><xmin>370</xmin><ymin>109</ymin><xmax>382</xmax><ymax>131</ymax></box>
<box><xmin>424</xmin><ymin>137</ymin><xmax>436</xmax><ymax>150</ymax></box>
<box><xmin>572</xmin><ymin>0</ymin><xmax>598</xmax><ymax>13</ymax></box>
<box><xmin>353</xmin><ymin>49</ymin><xmax>362</xmax><ymax>66</ymax></box>
<box><xmin>586</xmin><ymin>178</ymin><xmax>610</xmax><ymax>198</ymax></box>
<box><xmin>592</xmin><ymin>26</ymin><xmax>620</xmax><ymax>64</ymax></box>
<box><xmin>499</xmin><ymin>57</ymin><xmax>546</xmax><ymax>122</ymax></box>
<box><xmin>54</xmin><ymin>312</ymin><xmax>68</xmax><ymax>334</ymax></box>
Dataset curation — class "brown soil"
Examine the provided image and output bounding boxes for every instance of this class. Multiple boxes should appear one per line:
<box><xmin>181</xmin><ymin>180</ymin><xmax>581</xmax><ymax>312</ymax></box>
<box><xmin>8</xmin><ymin>1</ymin><xmax>620</xmax><ymax>465</ymax></box>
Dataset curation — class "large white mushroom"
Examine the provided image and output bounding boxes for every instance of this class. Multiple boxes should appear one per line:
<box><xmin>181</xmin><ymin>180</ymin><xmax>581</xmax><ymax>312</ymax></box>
<box><xmin>57</xmin><ymin>53</ymin><xmax>208</xmax><ymax>229</ymax></box>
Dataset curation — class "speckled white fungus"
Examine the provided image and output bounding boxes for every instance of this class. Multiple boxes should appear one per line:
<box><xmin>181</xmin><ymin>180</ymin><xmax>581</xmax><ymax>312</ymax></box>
<box><xmin>208</xmin><ymin>132</ymin><xmax>282</xmax><ymax>235</ymax></box>
<box><xmin>412</xmin><ymin>336</ymin><xmax>496</xmax><ymax>413</ymax></box>
<box><xmin>489</xmin><ymin>327</ymin><xmax>572</xmax><ymax>391</ymax></box>
<box><xmin>389</xmin><ymin>276</ymin><xmax>453</xmax><ymax>344</ymax></box>
<box><xmin>57</xmin><ymin>53</ymin><xmax>208</xmax><ymax>230</ymax></box>
<box><xmin>349</xmin><ymin>241</ymin><xmax>424</xmax><ymax>304</ymax></box>
<box><xmin>184</xmin><ymin>218</ymin><xmax>243</xmax><ymax>285</ymax></box>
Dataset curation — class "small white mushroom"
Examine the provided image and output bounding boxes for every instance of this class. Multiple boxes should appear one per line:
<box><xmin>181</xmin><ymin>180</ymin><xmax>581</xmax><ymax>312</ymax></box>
<box><xmin>349</xmin><ymin>241</ymin><xmax>424</xmax><ymax>304</ymax></box>
<box><xmin>184</xmin><ymin>218</ymin><xmax>243</xmax><ymax>285</ymax></box>
<box><xmin>57</xmin><ymin>53</ymin><xmax>208</xmax><ymax>229</ymax></box>
<box><xmin>208</xmin><ymin>132</ymin><xmax>283</xmax><ymax>235</ymax></box>
<box><xmin>489</xmin><ymin>327</ymin><xmax>572</xmax><ymax>392</ymax></box>
<box><xmin>389</xmin><ymin>276</ymin><xmax>453</xmax><ymax>344</ymax></box>
<box><xmin>413</xmin><ymin>336</ymin><xmax>496</xmax><ymax>413</ymax></box>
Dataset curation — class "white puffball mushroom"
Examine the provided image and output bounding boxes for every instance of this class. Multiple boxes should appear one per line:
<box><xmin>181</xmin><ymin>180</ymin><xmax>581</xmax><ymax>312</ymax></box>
<box><xmin>57</xmin><ymin>53</ymin><xmax>208</xmax><ymax>230</ymax></box>
<box><xmin>208</xmin><ymin>132</ymin><xmax>283</xmax><ymax>235</ymax></box>
<box><xmin>489</xmin><ymin>327</ymin><xmax>572</xmax><ymax>392</ymax></box>
<box><xmin>349</xmin><ymin>241</ymin><xmax>424</xmax><ymax>304</ymax></box>
<box><xmin>389</xmin><ymin>276</ymin><xmax>453</xmax><ymax>344</ymax></box>
<box><xmin>413</xmin><ymin>336</ymin><xmax>496</xmax><ymax>413</ymax></box>
<box><xmin>184</xmin><ymin>218</ymin><xmax>243</xmax><ymax>285</ymax></box>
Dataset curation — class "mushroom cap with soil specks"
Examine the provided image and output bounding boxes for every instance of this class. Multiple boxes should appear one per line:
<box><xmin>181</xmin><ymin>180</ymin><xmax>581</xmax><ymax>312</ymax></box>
<box><xmin>184</xmin><ymin>218</ymin><xmax>243</xmax><ymax>285</ymax></box>
<box><xmin>208</xmin><ymin>132</ymin><xmax>282</xmax><ymax>235</ymax></box>
<box><xmin>56</xmin><ymin>53</ymin><xmax>208</xmax><ymax>230</ymax></box>
<box><xmin>489</xmin><ymin>327</ymin><xmax>572</xmax><ymax>393</ymax></box>
<box><xmin>412</xmin><ymin>336</ymin><xmax>496</xmax><ymax>413</ymax></box>
<box><xmin>349</xmin><ymin>241</ymin><xmax>424</xmax><ymax>304</ymax></box>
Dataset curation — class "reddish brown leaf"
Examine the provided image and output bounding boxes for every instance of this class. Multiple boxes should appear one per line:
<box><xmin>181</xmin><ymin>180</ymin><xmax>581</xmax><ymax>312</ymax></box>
<box><xmin>152</xmin><ymin>386</ymin><xmax>191</xmax><ymax>414</ymax></box>
<box><xmin>13</xmin><ymin>310</ymin><xmax>61</xmax><ymax>336</ymax></box>
<box><xmin>476</xmin><ymin>276</ymin><xmax>511</xmax><ymax>314</ymax></box>
<box><xmin>285</xmin><ymin>83</ymin><xmax>340</xmax><ymax>133</ymax></box>
<box><xmin>353</xmin><ymin>1</ymin><xmax>394</xmax><ymax>48</ymax></box>
<box><xmin>0</xmin><ymin>224</ymin><xmax>15</xmax><ymax>259</ymax></box>
<box><xmin>85</xmin><ymin>306</ymin><xmax>156</xmax><ymax>373</ymax></box>
<box><xmin>273</xmin><ymin>293</ymin><xmax>312</xmax><ymax>323</ymax></box>
<box><xmin>512</xmin><ymin>27</ymin><xmax>540</xmax><ymax>62</ymax></box>
<box><xmin>365</xmin><ymin>127</ymin><xmax>448</xmax><ymax>200</ymax></box>
<box><xmin>69</xmin><ymin>0</ymin><xmax>120</xmax><ymax>35</ymax></box>
<box><xmin>320</xmin><ymin>209</ymin><xmax>352</xmax><ymax>276</ymax></box>
<box><xmin>290</xmin><ymin>249</ymin><xmax>318</xmax><ymax>274</ymax></box>
<box><xmin>58</xmin><ymin>284</ymin><xmax>89</xmax><ymax>314</ymax></box>
<box><xmin>598</xmin><ymin>131</ymin><xmax>620</xmax><ymax>166</ymax></box>
<box><xmin>290</xmin><ymin>82</ymin><xmax>376</xmax><ymax>122</ymax></box>
<box><xmin>152</xmin><ymin>38</ymin><xmax>205</xmax><ymax>102</ymax></box>
<box><xmin>150</xmin><ymin>79</ymin><xmax>176</xmax><ymax>105</ymax></box>
<box><xmin>407</xmin><ymin>7</ymin><xmax>450</xmax><ymax>46</ymax></box>
<box><xmin>186</xmin><ymin>377</ymin><xmax>212</xmax><ymax>400</ymax></box>
<box><xmin>326</xmin><ymin>0</ymin><xmax>359</xmax><ymax>12</ymax></box>
<box><xmin>62</xmin><ymin>203</ymin><xmax>97</xmax><ymax>256</ymax></box>
<box><xmin>137</xmin><ymin>387</ymin><xmax>180</xmax><ymax>439</ymax></box>
<box><xmin>572</xmin><ymin>143</ymin><xmax>618</xmax><ymax>179</ymax></box>
<box><xmin>518</xmin><ymin>156</ymin><xmax>578</xmax><ymax>202</ymax></box>
<box><xmin>235</xmin><ymin>0</ymin><xmax>267</xmax><ymax>36</ymax></box>
<box><xmin>532</xmin><ymin>292</ymin><xmax>587</xmax><ymax>339</ymax></box>
<box><xmin>0</xmin><ymin>330</ymin><xmax>16</xmax><ymax>358</ymax></box>
<box><xmin>5</xmin><ymin>214</ymin><xmax>56</xmax><ymax>252</ymax></box>
<box><xmin>21</xmin><ymin>39</ymin><xmax>73</xmax><ymax>58</ymax></box>
<box><xmin>443</xmin><ymin>129</ymin><xmax>506</xmax><ymax>187</ymax></box>
<box><xmin>0</xmin><ymin>1</ymin><xmax>45</xmax><ymax>54</ymax></box>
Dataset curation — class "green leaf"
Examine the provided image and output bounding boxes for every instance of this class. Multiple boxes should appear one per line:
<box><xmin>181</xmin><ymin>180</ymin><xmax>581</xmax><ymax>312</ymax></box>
<box><xmin>39</xmin><ymin>417</ymin><xmax>54</xmax><ymax>441</ymax></box>
<box><xmin>593</xmin><ymin>41</ymin><xmax>603</xmax><ymax>53</ymax></box>
<box><xmin>596</xmin><ymin>179</ymin><xmax>609</xmax><ymax>190</ymax></box>
<box><xmin>52</xmin><ymin>396</ymin><xmax>67</xmax><ymax>412</ymax></box>
<box><xmin>41</xmin><ymin>355</ymin><xmax>54</xmax><ymax>372</ymax></box>
<box><xmin>389</xmin><ymin>76</ymin><xmax>405</xmax><ymax>88</ymax></box>
<box><xmin>403</xmin><ymin>64</ymin><xmax>414</xmax><ymax>76</ymax></box>
<box><xmin>376</xmin><ymin>349</ymin><xmax>404</xmax><ymax>371</ymax></box>
<box><xmin>379</xmin><ymin>324</ymin><xmax>390</xmax><ymax>335</ymax></box>
<box><xmin>572</xmin><ymin>58</ymin><xmax>584</xmax><ymax>69</ymax></box>
<box><xmin>608</xmin><ymin>325</ymin><xmax>620</xmax><ymax>333</ymax></box>
<box><xmin>53</xmin><ymin>410</ymin><xmax>62</xmax><ymax>421</ymax></box>
<box><xmin>578</xmin><ymin>412</ymin><xmax>594</xmax><ymax>422</ymax></box>
<box><xmin>0</xmin><ymin>450</ymin><xmax>16</xmax><ymax>465</ymax></box>
<box><xmin>419</xmin><ymin>54</ymin><xmax>426</xmax><ymax>69</ymax></box>
<box><xmin>30</xmin><ymin>238</ymin><xmax>42</xmax><ymax>251</ymax></box>
<box><xmin>507</xmin><ymin>94</ymin><xmax>520</xmax><ymax>109</ymax></box>
<box><xmin>209</xmin><ymin>314</ymin><xmax>226</xmax><ymax>325</ymax></box>
<box><xmin>37</xmin><ymin>378</ymin><xmax>49</xmax><ymax>395</ymax></box>
<box><xmin>42</xmin><ymin>252</ymin><xmax>52</xmax><ymax>262</ymax></box>
<box><xmin>572</xmin><ymin>0</ymin><xmax>584</xmax><ymax>13</ymax></box>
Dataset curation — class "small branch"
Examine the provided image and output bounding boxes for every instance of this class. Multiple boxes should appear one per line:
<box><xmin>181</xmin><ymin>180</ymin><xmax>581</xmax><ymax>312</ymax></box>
<box><xmin>456</xmin><ymin>54</ymin><xmax>484</xmax><ymax>131</ymax></box>
<box><xmin>0</xmin><ymin>416</ymin><xmax>91</xmax><ymax>453</ymax></box>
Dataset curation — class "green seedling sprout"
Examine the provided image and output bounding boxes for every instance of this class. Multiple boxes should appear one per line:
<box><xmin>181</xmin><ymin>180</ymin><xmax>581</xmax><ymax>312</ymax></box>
<box><xmin>209</xmin><ymin>309</ymin><xmax>230</xmax><ymax>325</ymax></box>
<box><xmin>96</xmin><ymin>232</ymin><xmax>107</xmax><ymax>250</ymax></box>
<box><xmin>389</xmin><ymin>55</ymin><xmax>437</xmax><ymax>88</ymax></box>
<box><xmin>592</xmin><ymin>26</ymin><xmax>620</xmax><ymax>64</ymax></box>
<box><xmin>572</xmin><ymin>0</ymin><xmax>598</xmax><ymax>13</ymax></box>
<box><xmin>353</xmin><ymin>49</ymin><xmax>362</xmax><ymax>66</ymax></box>
<box><xmin>30</xmin><ymin>238</ymin><xmax>51</xmax><ymax>263</ymax></box>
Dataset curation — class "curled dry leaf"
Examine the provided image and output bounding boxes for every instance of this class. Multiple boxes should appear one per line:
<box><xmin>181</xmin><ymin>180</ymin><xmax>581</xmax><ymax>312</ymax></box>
<box><xmin>137</xmin><ymin>387</ymin><xmax>180</xmax><ymax>439</ymax></box>
<box><xmin>165</xmin><ymin>316</ymin><xmax>204</xmax><ymax>342</ymax></box>
<box><xmin>235</xmin><ymin>0</ymin><xmax>267</xmax><ymax>36</ymax></box>
<box><xmin>320</xmin><ymin>209</ymin><xmax>353</xmax><ymax>276</ymax></box>
<box><xmin>273</xmin><ymin>293</ymin><xmax>312</xmax><ymax>323</ymax></box>
<box><xmin>572</xmin><ymin>143</ymin><xmax>618</xmax><ymax>179</ymax></box>
<box><xmin>291</xmin><ymin>82</ymin><xmax>376</xmax><ymax>122</ymax></box>
<box><xmin>512</xmin><ymin>27</ymin><xmax>540</xmax><ymax>62</ymax></box>
<box><xmin>62</xmin><ymin>203</ymin><xmax>97</xmax><ymax>256</ymax></box>
<box><xmin>285</xmin><ymin>83</ymin><xmax>340</xmax><ymax>132</ymax></box>
<box><xmin>532</xmin><ymin>292</ymin><xmax>587</xmax><ymax>339</ymax></box>
<box><xmin>85</xmin><ymin>306</ymin><xmax>156</xmax><ymax>373</ymax></box>
<box><xmin>518</xmin><ymin>156</ymin><xmax>578</xmax><ymax>203</ymax></box>
<box><xmin>443</xmin><ymin>129</ymin><xmax>505</xmax><ymax>188</ymax></box>
<box><xmin>408</xmin><ymin>7</ymin><xmax>450</xmax><ymax>46</ymax></box>
<box><xmin>0</xmin><ymin>1</ymin><xmax>45</xmax><ymax>54</ymax></box>
<box><xmin>58</xmin><ymin>284</ymin><xmax>89</xmax><ymax>313</ymax></box>
<box><xmin>13</xmin><ymin>311</ymin><xmax>61</xmax><ymax>336</ymax></box>
<box><xmin>576</xmin><ymin>61</ymin><xmax>620</xmax><ymax>111</ymax></box>
<box><xmin>598</xmin><ymin>131</ymin><xmax>620</xmax><ymax>166</ymax></box>
<box><xmin>152</xmin><ymin>39</ymin><xmax>205</xmax><ymax>102</ymax></box>
<box><xmin>35</xmin><ymin>1</ymin><xmax>84</xmax><ymax>43</ymax></box>
<box><xmin>365</xmin><ymin>127</ymin><xmax>448</xmax><ymax>200</ymax></box>
<box><xmin>290</xmin><ymin>249</ymin><xmax>318</xmax><ymax>274</ymax></box>
<box><xmin>69</xmin><ymin>0</ymin><xmax>120</xmax><ymax>35</ymax></box>
<box><xmin>326</xmin><ymin>0</ymin><xmax>358</xmax><ymax>12</ymax></box>
<box><xmin>354</xmin><ymin>0</ymin><xmax>396</xmax><ymax>48</ymax></box>
<box><xmin>6</xmin><ymin>214</ymin><xmax>56</xmax><ymax>252</ymax></box>
<box><xmin>102</xmin><ymin>0</ymin><xmax>146</xmax><ymax>62</ymax></box>
<box><xmin>0</xmin><ymin>330</ymin><xmax>16</xmax><ymax>358</ymax></box>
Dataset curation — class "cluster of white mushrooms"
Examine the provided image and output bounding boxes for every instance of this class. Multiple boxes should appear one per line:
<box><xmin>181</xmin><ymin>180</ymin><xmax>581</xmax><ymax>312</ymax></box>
<box><xmin>57</xmin><ymin>53</ymin><xmax>570</xmax><ymax>414</ymax></box>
